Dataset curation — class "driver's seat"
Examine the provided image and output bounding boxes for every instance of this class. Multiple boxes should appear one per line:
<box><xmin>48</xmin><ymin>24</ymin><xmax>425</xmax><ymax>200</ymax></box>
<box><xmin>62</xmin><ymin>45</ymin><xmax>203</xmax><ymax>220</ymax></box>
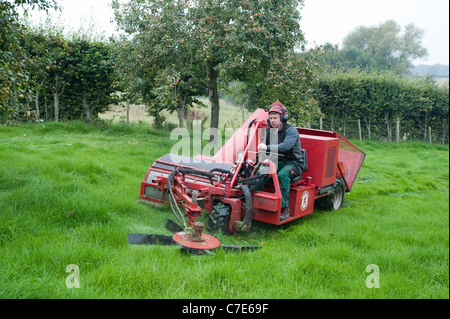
<box><xmin>290</xmin><ymin>149</ymin><xmax>308</xmax><ymax>185</ymax></box>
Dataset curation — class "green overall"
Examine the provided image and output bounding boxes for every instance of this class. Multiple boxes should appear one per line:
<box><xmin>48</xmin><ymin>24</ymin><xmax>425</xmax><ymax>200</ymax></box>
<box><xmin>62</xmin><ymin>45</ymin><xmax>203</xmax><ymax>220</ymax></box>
<box><xmin>257</xmin><ymin>160</ymin><xmax>296</xmax><ymax>209</ymax></box>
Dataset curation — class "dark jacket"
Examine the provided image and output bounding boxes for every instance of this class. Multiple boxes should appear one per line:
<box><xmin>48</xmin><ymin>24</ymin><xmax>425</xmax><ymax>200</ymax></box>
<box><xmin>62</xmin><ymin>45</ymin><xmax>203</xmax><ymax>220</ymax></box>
<box><xmin>265</xmin><ymin>123</ymin><xmax>303</xmax><ymax>176</ymax></box>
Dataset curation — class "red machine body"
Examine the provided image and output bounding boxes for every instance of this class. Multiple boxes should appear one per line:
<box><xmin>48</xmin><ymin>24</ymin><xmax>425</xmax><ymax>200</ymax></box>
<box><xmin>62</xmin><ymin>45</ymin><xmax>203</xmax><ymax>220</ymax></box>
<box><xmin>139</xmin><ymin>109</ymin><xmax>365</xmax><ymax>233</ymax></box>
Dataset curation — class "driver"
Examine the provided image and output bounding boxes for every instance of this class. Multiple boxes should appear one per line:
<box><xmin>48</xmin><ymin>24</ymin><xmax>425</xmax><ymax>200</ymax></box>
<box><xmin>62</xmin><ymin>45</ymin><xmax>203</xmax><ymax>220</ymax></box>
<box><xmin>257</xmin><ymin>101</ymin><xmax>303</xmax><ymax>221</ymax></box>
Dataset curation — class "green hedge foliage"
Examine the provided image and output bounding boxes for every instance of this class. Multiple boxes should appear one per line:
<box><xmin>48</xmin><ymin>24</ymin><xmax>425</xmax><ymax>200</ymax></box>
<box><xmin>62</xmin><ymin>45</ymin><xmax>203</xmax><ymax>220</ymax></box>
<box><xmin>316</xmin><ymin>70</ymin><xmax>449</xmax><ymax>143</ymax></box>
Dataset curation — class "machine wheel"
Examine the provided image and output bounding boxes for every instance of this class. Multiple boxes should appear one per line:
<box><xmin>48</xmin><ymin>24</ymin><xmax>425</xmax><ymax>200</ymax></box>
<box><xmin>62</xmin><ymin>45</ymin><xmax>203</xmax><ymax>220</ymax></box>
<box><xmin>316</xmin><ymin>179</ymin><xmax>345</xmax><ymax>211</ymax></box>
<box><xmin>207</xmin><ymin>203</ymin><xmax>231</xmax><ymax>235</ymax></box>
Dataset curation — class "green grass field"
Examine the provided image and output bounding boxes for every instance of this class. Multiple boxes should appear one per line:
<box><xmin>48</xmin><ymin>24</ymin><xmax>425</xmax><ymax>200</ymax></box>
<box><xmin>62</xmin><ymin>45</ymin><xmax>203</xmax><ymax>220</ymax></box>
<box><xmin>0</xmin><ymin>120</ymin><xmax>448</xmax><ymax>299</ymax></box>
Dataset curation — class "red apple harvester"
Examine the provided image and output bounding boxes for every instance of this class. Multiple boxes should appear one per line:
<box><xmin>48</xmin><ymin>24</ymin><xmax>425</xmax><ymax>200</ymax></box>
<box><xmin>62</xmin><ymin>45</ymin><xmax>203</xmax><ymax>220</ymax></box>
<box><xmin>129</xmin><ymin>109</ymin><xmax>365</xmax><ymax>253</ymax></box>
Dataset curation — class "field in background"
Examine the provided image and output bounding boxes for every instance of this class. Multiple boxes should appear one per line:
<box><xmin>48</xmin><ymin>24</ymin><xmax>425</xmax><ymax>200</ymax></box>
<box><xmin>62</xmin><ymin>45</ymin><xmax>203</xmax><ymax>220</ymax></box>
<box><xmin>435</xmin><ymin>77</ymin><xmax>449</xmax><ymax>87</ymax></box>
<box><xmin>99</xmin><ymin>97</ymin><xmax>252</xmax><ymax>131</ymax></box>
<box><xmin>0</xmin><ymin>120</ymin><xmax>448</xmax><ymax>299</ymax></box>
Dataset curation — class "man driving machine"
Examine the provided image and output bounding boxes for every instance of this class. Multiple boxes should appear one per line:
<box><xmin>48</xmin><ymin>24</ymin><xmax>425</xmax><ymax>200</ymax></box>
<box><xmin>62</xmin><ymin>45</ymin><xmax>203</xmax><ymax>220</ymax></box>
<box><xmin>257</xmin><ymin>101</ymin><xmax>304</xmax><ymax>221</ymax></box>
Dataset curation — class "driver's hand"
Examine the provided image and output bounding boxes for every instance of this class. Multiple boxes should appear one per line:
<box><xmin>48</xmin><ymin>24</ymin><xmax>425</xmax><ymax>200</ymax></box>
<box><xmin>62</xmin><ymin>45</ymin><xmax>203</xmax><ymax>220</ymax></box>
<box><xmin>257</xmin><ymin>143</ymin><xmax>267</xmax><ymax>151</ymax></box>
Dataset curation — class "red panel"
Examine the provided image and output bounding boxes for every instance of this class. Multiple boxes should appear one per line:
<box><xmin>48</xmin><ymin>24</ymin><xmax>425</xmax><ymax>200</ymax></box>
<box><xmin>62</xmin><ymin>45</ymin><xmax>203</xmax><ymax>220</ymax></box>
<box><xmin>334</xmin><ymin>133</ymin><xmax>366</xmax><ymax>192</ymax></box>
<box><xmin>300</xmin><ymin>134</ymin><xmax>339</xmax><ymax>188</ymax></box>
<box><xmin>289</xmin><ymin>185</ymin><xmax>315</xmax><ymax>218</ymax></box>
<box><xmin>251</xmin><ymin>191</ymin><xmax>282</xmax><ymax>224</ymax></box>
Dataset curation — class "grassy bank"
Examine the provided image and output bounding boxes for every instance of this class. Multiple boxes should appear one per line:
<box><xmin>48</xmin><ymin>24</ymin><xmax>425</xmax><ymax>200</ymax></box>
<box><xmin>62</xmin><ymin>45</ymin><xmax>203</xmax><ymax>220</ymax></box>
<box><xmin>0</xmin><ymin>121</ymin><xmax>448</xmax><ymax>299</ymax></box>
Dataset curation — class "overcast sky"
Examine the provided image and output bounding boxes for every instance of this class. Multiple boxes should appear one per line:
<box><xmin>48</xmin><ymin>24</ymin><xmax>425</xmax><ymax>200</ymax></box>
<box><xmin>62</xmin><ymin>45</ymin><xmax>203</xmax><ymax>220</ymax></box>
<box><xmin>301</xmin><ymin>0</ymin><xmax>449</xmax><ymax>65</ymax></box>
<box><xmin>25</xmin><ymin>0</ymin><xmax>449</xmax><ymax>65</ymax></box>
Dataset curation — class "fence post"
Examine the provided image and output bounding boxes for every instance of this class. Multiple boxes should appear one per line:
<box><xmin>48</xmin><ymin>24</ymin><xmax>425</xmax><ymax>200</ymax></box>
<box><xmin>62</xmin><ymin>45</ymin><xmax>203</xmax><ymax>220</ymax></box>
<box><xmin>126</xmin><ymin>99</ymin><xmax>130</xmax><ymax>124</ymax></box>
<box><xmin>358</xmin><ymin>119</ymin><xmax>362</xmax><ymax>141</ymax></box>
<box><xmin>320</xmin><ymin>117</ymin><xmax>323</xmax><ymax>130</ymax></box>
<box><xmin>396</xmin><ymin>118</ymin><xmax>400</xmax><ymax>143</ymax></box>
<box><xmin>443</xmin><ymin>123</ymin><xmax>448</xmax><ymax>145</ymax></box>
<box><xmin>428</xmin><ymin>126</ymin><xmax>432</xmax><ymax>143</ymax></box>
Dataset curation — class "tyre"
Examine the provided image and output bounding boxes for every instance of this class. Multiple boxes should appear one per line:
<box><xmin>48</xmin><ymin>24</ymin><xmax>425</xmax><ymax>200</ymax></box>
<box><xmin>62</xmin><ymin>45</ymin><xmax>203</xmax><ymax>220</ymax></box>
<box><xmin>315</xmin><ymin>179</ymin><xmax>345</xmax><ymax>211</ymax></box>
<box><xmin>206</xmin><ymin>203</ymin><xmax>231</xmax><ymax>234</ymax></box>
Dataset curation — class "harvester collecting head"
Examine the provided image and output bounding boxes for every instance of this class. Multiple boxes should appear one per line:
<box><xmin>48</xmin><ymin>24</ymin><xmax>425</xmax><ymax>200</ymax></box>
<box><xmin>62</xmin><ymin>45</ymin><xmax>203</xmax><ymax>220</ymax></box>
<box><xmin>132</xmin><ymin>109</ymin><xmax>365</xmax><ymax>254</ymax></box>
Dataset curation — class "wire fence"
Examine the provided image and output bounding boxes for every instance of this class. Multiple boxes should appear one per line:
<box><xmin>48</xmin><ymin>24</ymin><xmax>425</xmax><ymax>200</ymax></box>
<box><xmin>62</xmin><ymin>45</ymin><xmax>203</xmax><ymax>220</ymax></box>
<box><xmin>307</xmin><ymin>117</ymin><xmax>449</xmax><ymax>145</ymax></box>
<box><xmin>22</xmin><ymin>92</ymin><xmax>450</xmax><ymax>145</ymax></box>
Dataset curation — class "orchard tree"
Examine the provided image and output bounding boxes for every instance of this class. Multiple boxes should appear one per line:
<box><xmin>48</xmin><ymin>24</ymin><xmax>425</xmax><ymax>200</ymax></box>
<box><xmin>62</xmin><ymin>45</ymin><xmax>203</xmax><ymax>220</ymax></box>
<box><xmin>1</xmin><ymin>1</ymin><xmax>30</xmax><ymax>123</ymax></box>
<box><xmin>188</xmin><ymin>0</ymin><xmax>318</xmax><ymax>131</ymax></box>
<box><xmin>45</xmin><ymin>34</ymin><xmax>72</xmax><ymax>122</ymax></box>
<box><xmin>0</xmin><ymin>0</ymin><xmax>59</xmax><ymax>124</ymax></box>
<box><xmin>250</xmin><ymin>48</ymin><xmax>323</xmax><ymax>126</ymax></box>
<box><xmin>113</xmin><ymin>0</ymin><xmax>319</xmax><ymax>131</ymax></box>
<box><xmin>110</xmin><ymin>39</ymin><xmax>142</xmax><ymax>123</ymax></box>
<box><xmin>67</xmin><ymin>38</ymin><xmax>116</xmax><ymax>122</ymax></box>
<box><xmin>21</xmin><ymin>30</ymin><xmax>51</xmax><ymax>121</ymax></box>
<box><xmin>9</xmin><ymin>0</ymin><xmax>58</xmax><ymax>11</ymax></box>
<box><xmin>113</xmin><ymin>0</ymin><xmax>206</xmax><ymax>128</ymax></box>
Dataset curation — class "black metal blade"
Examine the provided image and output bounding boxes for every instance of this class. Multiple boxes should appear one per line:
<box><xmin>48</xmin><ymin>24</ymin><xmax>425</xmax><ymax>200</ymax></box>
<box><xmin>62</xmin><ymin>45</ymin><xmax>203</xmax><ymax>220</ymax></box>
<box><xmin>165</xmin><ymin>219</ymin><xmax>184</xmax><ymax>233</ymax></box>
<box><xmin>181</xmin><ymin>248</ymin><xmax>216</xmax><ymax>256</ymax></box>
<box><xmin>219</xmin><ymin>245</ymin><xmax>262</xmax><ymax>252</ymax></box>
<box><xmin>128</xmin><ymin>233</ymin><xmax>176</xmax><ymax>246</ymax></box>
